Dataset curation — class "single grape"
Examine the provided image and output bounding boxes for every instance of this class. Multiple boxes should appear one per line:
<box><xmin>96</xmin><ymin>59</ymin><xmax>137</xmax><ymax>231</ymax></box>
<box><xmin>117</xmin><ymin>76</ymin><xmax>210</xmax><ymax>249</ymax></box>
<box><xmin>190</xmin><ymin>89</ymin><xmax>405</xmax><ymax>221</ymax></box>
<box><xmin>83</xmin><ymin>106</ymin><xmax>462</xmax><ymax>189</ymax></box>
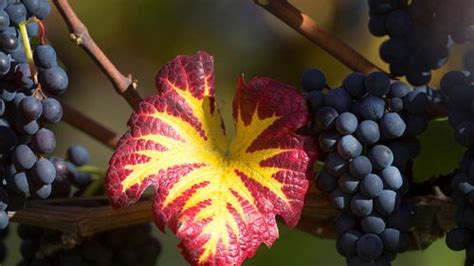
<box><xmin>403</xmin><ymin>88</ymin><xmax>429</xmax><ymax>114</ymax></box>
<box><xmin>32</xmin><ymin>158</ymin><xmax>56</xmax><ymax>184</ymax></box>
<box><xmin>360</xmin><ymin>174</ymin><xmax>384</xmax><ymax>198</ymax></box>
<box><xmin>335</xmin><ymin>214</ymin><xmax>356</xmax><ymax>234</ymax></box>
<box><xmin>365</xmin><ymin>72</ymin><xmax>390</xmax><ymax>97</ymax></box>
<box><xmin>389</xmin><ymin>82</ymin><xmax>410</xmax><ymax>98</ymax></box>
<box><xmin>338</xmin><ymin>173</ymin><xmax>360</xmax><ymax>194</ymax></box>
<box><xmin>368</xmin><ymin>145</ymin><xmax>394</xmax><ymax>170</ymax></box>
<box><xmin>67</xmin><ymin>145</ymin><xmax>90</xmax><ymax>166</ymax></box>
<box><xmin>318</xmin><ymin>130</ymin><xmax>340</xmax><ymax>152</ymax></box>
<box><xmin>0</xmin><ymin>51</ymin><xmax>10</xmax><ymax>75</ymax></box>
<box><xmin>374</xmin><ymin>190</ymin><xmax>398</xmax><ymax>216</ymax></box>
<box><xmin>33</xmin><ymin>45</ymin><xmax>58</xmax><ymax>69</ymax></box>
<box><xmin>324</xmin><ymin>152</ymin><xmax>347</xmax><ymax>177</ymax></box>
<box><xmin>388</xmin><ymin>97</ymin><xmax>403</xmax><ymax>112</ymax></box>
<box><xmin>13</xmin><ymin>144</ymin><xmax>37</xmax><ymax>170</ymax></box>
<box><xmin>379</xmin><ymin>112</ymin><xmax>406</xmax><ymax>139</ymax></box>
<box><xmin>380</xmin><ymin>228</ymin><xmax>401</xmax><ymax>251</ymax></box>
<box><xmin>315</xmin><ymin>106</ymin><xmax>339</xmax><ymax>130</ymax></box>
<box><xmin>34</xmin><ymin>184</ymin><xmax>52</xmax><ymax>199</ymax></box>
<box><xmin>368</xmin><ymin>15</ymin><xmax>386</xmax><ymax>37</ymax></box>
<box><xmin>356</xmin><ymin>234</ymin><xmax>383</xmax><ymax>260</ymax></box>
<box><xmin>18</xmin><ymin>118</ymin><xmax>39</xmax><ymax>135</ymax></box>
<box><xmin>20</xmin><ymin>96</ymin><xmax>43</xmax><ymax>121</ymax></box>
<box><xmin>360</xmin><ymin>96</ymin><xmax>385</xmax><ymax>121</ymax></box>
<box><xmin>446</xmin><ymin>228</ymin><xmax>472</xmax><ymax>251</ymax></box>
<box><xmin>50</xmin><ymin>157</ymin><xmax>68</xmax><ymax>180</ymax></box>
<box><xmin>325</xmin><ymin>88</ymin><xmax>352</xmax><ymax>113</ymax></box>
<box><xmin>306</xmin><ymin>90</ymin><xmax>325</xmax><ymax>112</ymax></box>
<box><xmin>36</xmin><ymin>0</ymin><xmax>51</xmax><ymax>20</ymax></box>
<box><xmin>349</xmin><ymin>156</ymin><xmax>373</xmax><ymax>179</ymax></box>
<box><xmin>5</xmin><ymin>2</ymin><xmax>26</xmax><ymax>25</ymax></box>
<box><xmin>350</xmin><ymin>194</ymin><xmax>373</xmax><ymax>217</ymax></box>
<box><xmin>0</xmin><ymin>33</ymin><xmax>17</xmax><ymax>53</ymax></box>
<box><xmin>301</xmin><ymin>69</ymin><xmax>326</xmax><ymax>91</ymax></box>
<box><xmin>31</xmin><ymin>128</ymin><xmax>56</xmax><ymax>154</ymax></box>
<box><xmin>356</xmin><ymin>120</ymin><xmax>380</xmax><ymax>145</ymax></box>
<box><xmin>41</xmin><ymin>98</ymin><xmax>63</xmax><ymax>124</ymax></box>
<box><xmin>380</xmin><ymin>166</ymin><xmax>403</xmax><ymax>190</ymax></box>
<box><xmin>9</xmin><ymin>172</ymin><xmax>29</xmax><ymax>194</ymax></box>
<box><xmin>39</xmin><ymin>67</ymin><xmax>69</xmax><ymax>95</ymax></box>
<box><xmin>343</xmin><ymin>72</ymin><xmax>366</xmax><ymax>98</ymax></box>
<box><xmin>336</xmin><ymin>112</ymin><xmax>358</xmax><ymax>135</ymax></box>
<box><xmin>337</xmin><ymin>230</ymin><xmax>361</xmax><ymax>257</ymax></box>
<box><xmin>0</xmin><ymin>10</ymin><xmax>8</xmax><ymax>32</ymax></box>
<box><xmin>337</xmin><ymin>135</ymin><xmax>363</xmax><ymax>159</ymax></box>
<box><xmin>361</xmin><ymin>215</ymin><xmax>386</xmax><ymax>234</ymax></box>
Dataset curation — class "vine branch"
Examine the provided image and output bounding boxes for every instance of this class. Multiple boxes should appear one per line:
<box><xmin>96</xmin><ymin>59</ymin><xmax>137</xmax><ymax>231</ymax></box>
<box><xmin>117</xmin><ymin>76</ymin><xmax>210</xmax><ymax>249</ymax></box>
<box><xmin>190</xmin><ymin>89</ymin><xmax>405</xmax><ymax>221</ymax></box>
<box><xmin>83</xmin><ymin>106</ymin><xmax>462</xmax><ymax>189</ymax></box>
<box><xmin>254</xmin><ymin>0</ymin><xmax>381</xmax><ymax>75</ymax></box>
<box><xmin>61</xmin><ymin>101</ymin><xmax>119</xmax><ymax>149</ymax></box>
<box><xmin>52</xmin><ymin>0</ymin><xmax>142</xmax><ymax>110</ymax></box>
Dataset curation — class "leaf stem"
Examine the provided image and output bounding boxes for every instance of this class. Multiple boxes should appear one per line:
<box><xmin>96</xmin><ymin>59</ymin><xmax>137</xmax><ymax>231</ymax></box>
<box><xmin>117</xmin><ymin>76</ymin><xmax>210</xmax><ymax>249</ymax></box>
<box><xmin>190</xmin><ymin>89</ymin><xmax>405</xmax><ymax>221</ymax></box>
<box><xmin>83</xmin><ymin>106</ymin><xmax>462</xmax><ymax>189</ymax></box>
<box><xmin>18</xmin><ymin>21</ymin><xmax>34</xmax><ymax>65</ymax></box>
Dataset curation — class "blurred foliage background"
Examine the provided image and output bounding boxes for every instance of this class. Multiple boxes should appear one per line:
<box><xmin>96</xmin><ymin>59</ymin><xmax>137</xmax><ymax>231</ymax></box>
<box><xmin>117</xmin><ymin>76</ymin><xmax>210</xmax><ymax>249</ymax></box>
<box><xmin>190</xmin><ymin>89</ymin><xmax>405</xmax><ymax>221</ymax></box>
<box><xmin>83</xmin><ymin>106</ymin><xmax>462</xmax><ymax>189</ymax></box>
<box><xmin>3</xmin><ymin>0</ymin><xmax>470</xmax><ymax>265</ymax></box>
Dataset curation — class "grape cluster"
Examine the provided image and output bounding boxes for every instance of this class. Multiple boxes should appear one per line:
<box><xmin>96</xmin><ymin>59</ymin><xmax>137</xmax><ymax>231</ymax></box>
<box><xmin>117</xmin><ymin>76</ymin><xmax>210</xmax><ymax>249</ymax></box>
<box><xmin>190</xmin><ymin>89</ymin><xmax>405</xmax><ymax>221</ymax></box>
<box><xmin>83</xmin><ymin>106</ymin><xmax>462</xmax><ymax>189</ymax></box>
<box><xmin>0</xmin><ymin>0</ymin><xmax>71</xmax><ymax>228</ymax></box>
<box><xmin>17</xmin><ymin>223</ymin><xmax>161</xmax><ymax>266</ymax></box>
<box><xmin>368</xmin><ymin>0</ymin><xmax>474</xmax><ymax>86</ymax></box>
<box><xmin>303</xmin><ymin>69</ymin><xmax>426</xmax><ymax>265</ymax></box>
<box><xmin>441</xmin><ymin>71</ymin><xmax>474</xmax><ymax>264</ymax></box>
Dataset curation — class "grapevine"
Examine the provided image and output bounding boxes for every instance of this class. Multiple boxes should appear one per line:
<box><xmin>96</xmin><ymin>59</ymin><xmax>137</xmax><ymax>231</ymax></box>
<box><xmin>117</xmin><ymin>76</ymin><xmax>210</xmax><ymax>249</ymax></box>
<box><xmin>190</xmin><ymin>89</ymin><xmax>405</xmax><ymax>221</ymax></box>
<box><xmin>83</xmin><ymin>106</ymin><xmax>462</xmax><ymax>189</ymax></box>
<box><xmin>0</xmin><ymin>0</ymin><xmax>471</xmax><ymax>266</ymax></box>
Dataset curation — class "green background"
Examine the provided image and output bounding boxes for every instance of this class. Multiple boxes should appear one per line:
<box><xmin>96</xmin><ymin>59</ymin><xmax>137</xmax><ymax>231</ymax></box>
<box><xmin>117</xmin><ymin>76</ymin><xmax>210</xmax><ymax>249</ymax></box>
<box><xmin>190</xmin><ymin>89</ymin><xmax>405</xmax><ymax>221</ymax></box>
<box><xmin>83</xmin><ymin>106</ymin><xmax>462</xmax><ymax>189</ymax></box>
<box><xmin>5</xmin><ymin>0</ymin><xmax>469</xmax><ymax>265</ymax></box>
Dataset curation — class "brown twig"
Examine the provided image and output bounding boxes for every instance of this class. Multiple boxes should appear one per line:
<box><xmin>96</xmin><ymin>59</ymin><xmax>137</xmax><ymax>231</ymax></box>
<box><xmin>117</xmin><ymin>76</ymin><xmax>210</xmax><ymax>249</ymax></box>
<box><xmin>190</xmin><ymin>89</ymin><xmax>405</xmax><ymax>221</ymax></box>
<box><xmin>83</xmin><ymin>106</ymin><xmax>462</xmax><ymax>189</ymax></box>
<box><xmin>254</xmin><ymin>0</ymin><xmax>382</xmax><ymax>74</ymax></box>
<box><xmin>61</xmin><ymin>101</ymin><xmax>119</xmax><ymax>149</ymax></box>
<box><xmin>52</xmin><ymin>0</ymin><xmax>142</xmax><ymax>110</ymax></box>
<box><xmin>8</xmin><ymin>194</ymin><xmax>454</xmax><ymax>250</ymax></box>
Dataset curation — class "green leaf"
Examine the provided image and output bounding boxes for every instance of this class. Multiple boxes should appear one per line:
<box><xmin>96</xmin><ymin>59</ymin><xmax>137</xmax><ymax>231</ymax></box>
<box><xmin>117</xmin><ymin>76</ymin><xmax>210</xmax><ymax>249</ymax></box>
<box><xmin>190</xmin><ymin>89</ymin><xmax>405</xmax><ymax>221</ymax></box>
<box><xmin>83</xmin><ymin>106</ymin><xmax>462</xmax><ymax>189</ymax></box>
<box><xmin>413</xmin><ymin>119</ymin><xmax>464</xmax><ymax>183</ymax></box>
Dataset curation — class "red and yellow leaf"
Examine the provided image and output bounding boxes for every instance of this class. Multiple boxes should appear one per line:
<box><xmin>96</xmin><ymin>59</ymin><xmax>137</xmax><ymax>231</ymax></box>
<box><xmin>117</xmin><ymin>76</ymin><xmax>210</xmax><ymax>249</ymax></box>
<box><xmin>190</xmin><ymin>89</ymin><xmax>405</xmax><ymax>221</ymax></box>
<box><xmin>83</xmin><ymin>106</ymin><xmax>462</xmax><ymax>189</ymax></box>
<box><xmin>106</xmin><ymin>51</ymin><xmax>317</xmax><ymax>265</ymax></box>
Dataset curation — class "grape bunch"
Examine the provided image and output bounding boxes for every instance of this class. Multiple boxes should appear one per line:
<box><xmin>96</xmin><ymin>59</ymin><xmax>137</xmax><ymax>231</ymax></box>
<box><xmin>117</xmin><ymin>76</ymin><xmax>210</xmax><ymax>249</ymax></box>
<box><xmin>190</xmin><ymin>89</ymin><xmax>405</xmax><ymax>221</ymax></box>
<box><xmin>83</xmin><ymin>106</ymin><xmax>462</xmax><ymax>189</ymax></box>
<box><xmin>0</xmin><ymin>0</ymin><xmax>71</xmax><ymax>228</ymax></box>
<box><xmin>17</xmin><ymin>223</ymin><xmax>161</xmax><ymax>266</ymax></box>
<box><xmin>303</xmin><ymin>69</ymin><xmax>427</xmax><ymax>265</ymax></box>
<box><xmin>368</xmin><ymin>0</ymin><xmax>474</xmax><ymax>86</ymax></box>
<box><xmin>441</xmin><ymin>71</ymin><xmax>474</xmax><ymax>264</ymax></box>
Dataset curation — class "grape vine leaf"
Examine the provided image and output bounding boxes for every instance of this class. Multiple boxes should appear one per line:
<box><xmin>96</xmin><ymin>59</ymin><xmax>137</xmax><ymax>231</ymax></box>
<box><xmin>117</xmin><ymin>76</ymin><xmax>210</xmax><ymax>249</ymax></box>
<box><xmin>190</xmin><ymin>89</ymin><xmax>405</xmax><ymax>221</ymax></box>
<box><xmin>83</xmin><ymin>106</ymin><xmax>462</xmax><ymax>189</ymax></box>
<box><xmin>106</xmin><ymin>51</ymin><xmax>318</xmax><ymax>265</ymax></box>
<box><xmin>412</xmin><ymin>119</ymin><xmax>464</xmax><ymax>183</ymax></box>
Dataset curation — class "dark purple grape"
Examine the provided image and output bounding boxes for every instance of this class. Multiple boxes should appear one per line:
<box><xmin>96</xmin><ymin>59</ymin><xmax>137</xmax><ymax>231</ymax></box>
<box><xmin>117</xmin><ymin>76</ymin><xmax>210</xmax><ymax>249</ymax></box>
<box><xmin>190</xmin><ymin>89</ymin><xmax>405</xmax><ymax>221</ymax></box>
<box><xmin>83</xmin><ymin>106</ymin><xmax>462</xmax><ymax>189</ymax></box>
<box><xmin>5</xmin><ymin>2</ymin><xmax>26</xmax><ymax>25</ymax></box>
<box><xmin>0</xmin><ymin>51</ymin><xmax>11</xmax><ymax>75</ymax></box>
<box><xmin>34</xmin><ymin>184</ymin><xmax>52</xmax><ymax>199</ymax></box>
<box><xmin>32</xmin><ymin>158</ymin><xmax>56</xmax><ymax>184</ymax></box>
<box><xmin>356</xmin><ymin>234</ymin><xmax>383</xmax><ymax>260</ymax></box>
<box><xmin>41</xmin><ymin>98</ymin><xmax>63</xmax><ymax>124</ymax></box>
<box><xmin>0</xmin><ymin>10</ymin><xmax>9</xmax><ymax>32</ymax></box>
<box><xmin>33</xmin><ymin>45</ymin><xmax>57</xmax><ymax>69</ymax></box>
<box><xmin>20</xmin><ymin>96</ymin><xmax>43</xmax><ymax>121</ymax></box>
<box><xmin>337</xmin><ymin>230</ymin><xmax>361</xmax><ymax>257</ymax></box>
<box><xmin>13</xmin><ymin>144</ymin><xmax>37</xmax><ymax>170</ymax></box>
<box><xmin>301</xmin><ymin>68</ymin><xmax>326</xmax><ymax>91</ymax></box>
<box><xmin>31</xmin><ymin>128</ymin><xmax>56</xmax><ymax>154</ymax></box>
<box><xmin>67</xmin><ymin>145</ymin><xmax>89</xmax><ymax>166</ymax></box>
<box><xmin>39</xmin><ymin>67</ymin><xmax>68</xmax><ymax>95</ymax></box>
<box><xmin>365</xmin><ymin>72</ymin><xmax>390</xmax><ymax>97</ymax></box>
